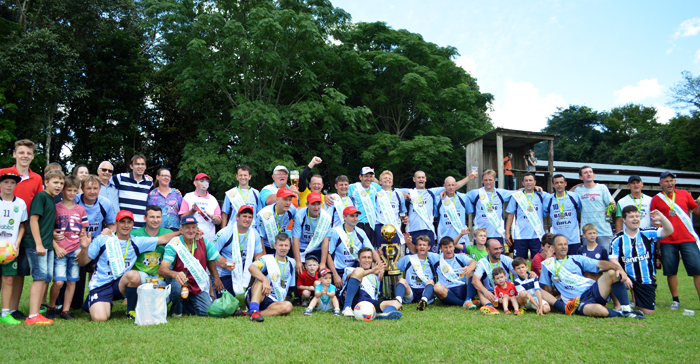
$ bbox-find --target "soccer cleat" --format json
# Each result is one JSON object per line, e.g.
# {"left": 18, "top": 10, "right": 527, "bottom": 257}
{"left": 126, "top": 311, "right": 136, "bottom": 320}
{"left": 669, "top": 301, "right": 680, "bottom": 310}
{"left": 45, "top": 307, "right": 58, "bottom": 320}
{"left": 630, "top": 301, "right": 636, "bottom": 308}
{"left": 519, "top": 308, "right": 525, "bottom": 315}
{"left": 0, "top": 315, "right": 22, "bottom": 325}
{"left": 622, "top": 310, "right": 645, "bottom": 320}
{"left": 462, "top": 300, "right": 476, "bottom": 310}
{"left": 304, "top": 308, "right": 313, "bottom": 316}
{"left": 301, "top": 299, "right": 309, "bottom": 307}
{"left": 472, "top": 299, "right": 480, "bottom": 306}
{"left": 60, "top": 311, "right": 76, "bottom": 321}
{"left": 342, "top": 307, "right": 354, "bottom": 317}
{"left": 417, "top": 300, "right": 427, "bottom": 311}
{"left": 10, "top": 310, "right": 27, "bottom": 321}
{"left": 171, "top": 313, "right": 183, "bottom": 318}
{"left": 480, "top": 305, "right": 500, "bottom": 315}
{"left": 334, "top": 309, "right": 341, "bottom": 316}
{"left": 25, "top": 314, "right": 53, "bottom": 325}
{"left": 232, "top": 310, "right": 247, "bottom": 317}
{"left": 376, "top": 311, "right": 402, "bottom": 320}
{"left": 250, "top": 311, "right": 264, "bottom": 322}
{"left": 40, "top": 304, "right": 48, "bottom": 315}
{"left": 565, "top": 297, "right": 580, "bottom": 315}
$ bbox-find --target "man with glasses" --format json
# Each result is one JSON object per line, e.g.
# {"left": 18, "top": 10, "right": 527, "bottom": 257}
{"left": 97, "top": 161, "right": 119, "bottom": 215}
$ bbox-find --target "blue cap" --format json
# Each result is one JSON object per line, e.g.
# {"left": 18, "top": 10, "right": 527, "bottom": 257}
{"left": 180, "top": 215, "right": 197, "bottom": 225}
{"left": 660, "top": 171, "right": 676, "bottom": 179}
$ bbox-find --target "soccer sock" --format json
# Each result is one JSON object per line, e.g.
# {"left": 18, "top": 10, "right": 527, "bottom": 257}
{"left": 611, "top": 281, "right": 629, "bottom": 306}
{"left": 395, "top": 284, "right": 405, "bottom": 303}
{"left": 553, "top": 300, "right": 567, "bottom": 313}
{"left": 249, "top": 302, "right": 260, "bottom": 312}
{"left": 607, "top": 308, "right": 623, "bottom": 317}
{"left": 1, "top": 309, "right": 8, "bottom": 317}
{"left": 465, "top": 277, "right": 476, "bottom": 301}
{"left": 343, "top": 277, "right": 361, "bottom": 309}
{"left": 28, "top": 314, "right": 37, "bottom": 319}
{"left": 125, "top": 287, "right": 138, "bottom": 313}
{"left": 672, "top": 296, "right": 679, "bottom": 303}
{"left": 423, "top": 283, "right": 434, "bottom": 300}
{"left": 442, "top": 290, "right": 463, "bottom": 306}
{"left": 383, "top": 305, "right": 397, "bottom": 313}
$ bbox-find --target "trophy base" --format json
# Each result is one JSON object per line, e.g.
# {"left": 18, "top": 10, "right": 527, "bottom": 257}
{"left": 381, "top": 274, "right": 401, "bottom": 301}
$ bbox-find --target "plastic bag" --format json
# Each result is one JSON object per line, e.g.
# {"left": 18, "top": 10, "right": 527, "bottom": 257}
{"left": 135, "top": 283, "right": 170, "bottom": 326}
{"left": 207, "top": 290, "right": 239, "bottom": 318}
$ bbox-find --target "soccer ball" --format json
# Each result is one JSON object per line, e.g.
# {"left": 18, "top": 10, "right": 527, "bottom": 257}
{"left": 353, "top": 301, "right": 376, "bottom": 321}
{"left": 0, "top": 240, "right": 18, "bottom": 265}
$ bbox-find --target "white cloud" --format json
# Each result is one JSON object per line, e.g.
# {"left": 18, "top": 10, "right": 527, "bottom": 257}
{"left": 454, "top": 56, "right": 476, "bottom": 75}
{"left": 613, "top": 78, "right": 663, "bottom": 105}
{"left": 488, "top": 81, "right": 566, "bottom": 132}
{"left": 654, "top": 104, "right": 676, "bottom": 124}
{"left": 673, "top": 18, "right": 700, "bottom": 38}
{"left": 695, "top": 49, "right": 700, "bottom": 64}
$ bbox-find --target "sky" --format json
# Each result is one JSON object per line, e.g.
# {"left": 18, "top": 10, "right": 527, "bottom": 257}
{"left": 331, "top": 0, "right": 700, "bottom": 132}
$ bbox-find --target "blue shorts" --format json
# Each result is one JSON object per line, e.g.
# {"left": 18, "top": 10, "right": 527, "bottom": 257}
{"left": 54, "top": 251, "right": 80, "bottom": 282}
{"left": 513, "top": 238, "right": 541, "bottom": 259}
{"left": 448, "top": 285, "right": 467, "bottom": 301}
{"left": 568, "top": 243, "right": 582, "bottom": 256}
{"left": 88, "top": 280, "right": 123, "bottom": 308}
{"left": 575, "top": 281, "right": 609, "bottom": 316}
{"left": 26, "top": 248, "right": 54, "bottom": 282}
{"left": 317, "top": 301, "right": 335, "bottom": 312}
{"left": 661, "top": 242, "right": 700, "bottom": 276}
{"left": 245, "top": 290, "right": 276, "bottom": 311}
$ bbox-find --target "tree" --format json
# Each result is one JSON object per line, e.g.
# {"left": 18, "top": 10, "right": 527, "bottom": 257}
{"left": 541, "top": 105, "right": 603, "bottom": 163}
{"left": 668, "top": 71, "right": 700, "bottom": 111}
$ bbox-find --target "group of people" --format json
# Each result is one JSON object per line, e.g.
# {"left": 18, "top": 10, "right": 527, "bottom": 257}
{"left": 1, "top": 138, "right": 699, "bottom": 325}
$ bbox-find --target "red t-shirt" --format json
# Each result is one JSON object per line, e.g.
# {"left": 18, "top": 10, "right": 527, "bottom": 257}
{"left": 650, "top": 189, "right": 698, "bottom": 244}
{"left": 0, "top": 165, "right": 43, "bottom": 215}
{"left": 494, "top": 281, "right": 517, "bottom": 298}
{"left": 297, "top": 270, "right": 318, "bottom": 295}
{"left": 531, "top": 252, "right": 545, "bottom": 277}
{"left": 503, "top": 157, "right": 513, "bottom": 176}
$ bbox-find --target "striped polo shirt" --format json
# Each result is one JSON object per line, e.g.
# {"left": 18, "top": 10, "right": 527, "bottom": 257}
{"left": 112, "top": 172, "right": 153, "bottom": 229}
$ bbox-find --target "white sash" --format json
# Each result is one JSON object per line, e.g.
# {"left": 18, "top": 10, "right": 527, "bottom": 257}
{"left": 410, "top": 189, "right": 435, "bottom": 234}
{"left": 259, "top": 205, "right": 281, "bottom": 244}
{"left": 334, "top": 226, "right": 358, "bottom": 261}
{"left": 656, "top": 192, "right": 700, "bottom": 247}
{"left": 409, "top": 254, "right": 430, "bottom": 284}
{"left": 512, "top": 191, "right": 545, "bottom": 240}
{"left": 225, "top": 187, "right": 247, "bottom": 221}
{"left": 376, "top": 190, "right": 405, "bottom": 245}
{"left": 478, "top": 187, "right": 505, "bottom": 236}
{"left": 442, "top": 195, "right": 464, "bottom": 233}
{"left": 230, "top": 229, "right": 256, "bottom": 295}
{"left": 439, "top": 254, "right": 464, "bottom": 286}
{"left": 360, "top": 274, "right": 378, "bottom": 299}
{"left": 167, "top": 237, "right": 210, "bottom": 293}
{"left": 542, "top": 257, "right": 592, "bottom": 288}
{"left": 104, "top": 232, "right": 126, "bottom": 279}
{"left": 262, "top": 255, "right": 287, "bottom": 301}
{"left": 327, "top": 193, "right": 350, "bottom": 224}
{"left": 354, "top": 182, "right": 376, "bottom": 227}
{"left": 302, "top": 209, "right": 333, "bottom": 261}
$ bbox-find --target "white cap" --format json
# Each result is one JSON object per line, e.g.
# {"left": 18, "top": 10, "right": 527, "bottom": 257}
{"left": 360, "top": 166, "right": 374, "bottom": 175}
{"left": 273, "top": 165, "right": 289, "bottom": 174}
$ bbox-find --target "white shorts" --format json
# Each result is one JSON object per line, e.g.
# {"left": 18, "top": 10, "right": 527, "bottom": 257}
{"left": 523, "top": 294, "right": 549, "bottom": 310}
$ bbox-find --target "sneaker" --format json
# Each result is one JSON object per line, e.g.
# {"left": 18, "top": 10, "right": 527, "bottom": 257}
{"left": 292, "top": 296, "right": 301, "bottom": 306}
{"left": 480, "top": 305, "right": 500, "bottom": 315}
{"left": 417, "top": 300, "right": 427, "bottom": 311}
{"left": 513, "top": 309, "right": 522, "bottom": 316}
{"left": 232, "top": 310, "right": 248, "bottom": 317}
{"left": 375, "top": 310, "right": 402, "bottom": 320}
{"left": 171, "top": 313, "right": 183, "bottom": 318}
{"left": 40, "top": 304, "right": 48, "bottom": 315}
{"left": 250, "top": 311, "right": 264, "bottom": 322}
{"left": 334, "top": 309, "right": 341, "bottom": 316}
{"left": 10, "top": 310, "right": 27, "bottom": 321}
{"left": 462, "top": 300, "right": 476, "bottom": 310}
{"left": 304, "top": 308, "right": 313, "bottom": 316}
{"left": 342, "top": 307, "right": 354, "bottom": 317}
{"left": 25, "top": 314, "right": 53, "bottom": 325}
{"left": 622, "top": 310, "right": 646, "bottom": 320}
{"left": 45, "top": 307, "right": 58, "bottom": 320}
{"left": 565, "top": 297, "right": 580, "bottom": 315}
{"left": 126, "top": 311, "right": 136, "bottom": 320}
{"left": 669, "top": 301, "right": 681, "bottom": 310}
{"left": 0, "top": 315, "right": 22, "bottom": 325}
{"left": 519, "top": 308, "right": 525, "bottom": 315}
{"left": 630, "top": 301, "right": 636, "bottom": 308}
{"left": 301, "top": 299, "right": 309, "bottom": 307}
{"left": 60, "top": 311, "right": 76, "bottom": 321}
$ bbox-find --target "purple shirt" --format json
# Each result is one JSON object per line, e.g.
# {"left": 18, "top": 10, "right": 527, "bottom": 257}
{"left": 147, "top": 188, "right": 183, "bottom": 229}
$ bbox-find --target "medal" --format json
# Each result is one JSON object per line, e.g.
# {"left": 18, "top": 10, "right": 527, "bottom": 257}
{"left": 527, "top": 206, "right": 534, "bottom": 212}
{"left": 670, "top": 210, "right": 676, "bottom": 217}
{"left": 639, "top": 211, "right": 646, "bottom": 218}
{"left": 487, "top": 207, "right": 493, "bottom": 213}
{"left": 553, "top": 274, "right": 561, "bottom": 282}
{"left": 416, "top": 278, "right": 422, "bottom": 284}
{"left": 281, "top": 279, "right": 286, "bottom": 287}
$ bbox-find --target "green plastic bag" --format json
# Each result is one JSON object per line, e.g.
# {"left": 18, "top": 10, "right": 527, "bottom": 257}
{"left": 207, "top": 290, "right": 239, "bottom": 318}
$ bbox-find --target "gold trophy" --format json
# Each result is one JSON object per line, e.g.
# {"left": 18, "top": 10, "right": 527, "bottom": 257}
{"left": 379, "top": 224, "right": 403, "bottom": 299}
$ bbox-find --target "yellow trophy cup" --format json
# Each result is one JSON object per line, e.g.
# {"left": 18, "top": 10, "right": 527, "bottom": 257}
{"left": 379, "top": 224, "right": 403, "bottom": 298}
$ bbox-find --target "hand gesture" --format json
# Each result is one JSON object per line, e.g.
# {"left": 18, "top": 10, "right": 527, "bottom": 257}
{"left": 176, "top": 272, "right": 188, "bottom": 286}
{"left": 308, "top": 156, "right": 323, "bottom": 168}
{"left": 80, "top": 232, "right": 92, "bottom": 249}
{"left": 649, "top": 209, "right": 662, "bottom": 223}
{"left": 214, "top": 278, "right": 224, "bottom": 292}
{"left": 53, "top": 229, "right": 65, "bottom": 241}
{"left": 288, "top": 185, "right": 299, "bottom": 194}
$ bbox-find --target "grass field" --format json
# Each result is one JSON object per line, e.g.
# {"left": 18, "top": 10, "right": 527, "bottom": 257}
{"left": 2, "top": 267, "right": 700, "bottom": 364}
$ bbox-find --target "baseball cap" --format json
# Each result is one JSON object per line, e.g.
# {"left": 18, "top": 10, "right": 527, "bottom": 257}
{"left": 237, "top": 205, "right": 254, "bottom": 215}
{"left": 0, "top": 173, "right": 21, "bottom": 183}
{"left": 660, "top": 171, "right": 676, "bottom": 179}
{"left": 194, "top": 173, "right": 210, "bottom": 181}
{"left": 180, "top": 215, "right": 197, "bottom": 225}
{"left": 318, "top": 268, "right": 332, "bottom": 277}
{"left": 276, "top": 188, "right": 295, "bottom": 198}
{"left": 307, "top": 192, "right": 322, "bottom": 204}
{"left": 343, "top": 206, "right": 362, "bottom": 215}
{"left": 116, "top": 210, "right": 134, "bottom": 222}
{"left": 628, "top": 175, "right": 642, "bottom": 183}
{"left": 273, "top": 165, "right": 289, "bottom": 174}
{"left": 360, "top": 166, "right": 374, "bottom": 175}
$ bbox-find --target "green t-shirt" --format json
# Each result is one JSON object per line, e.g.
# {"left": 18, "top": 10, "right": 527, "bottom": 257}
{"left": 22, "top": 191, "right": 57, "bottom": 250}
{"left": 465, "top": 245, "right": 488, "bottom": 262}
{"left": 131, "top": 226, "right": 171, "bottom": 277}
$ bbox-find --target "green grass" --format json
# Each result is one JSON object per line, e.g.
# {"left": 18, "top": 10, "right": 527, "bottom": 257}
{"left": 3, "top": 268, "right": 700, "bottom": 364}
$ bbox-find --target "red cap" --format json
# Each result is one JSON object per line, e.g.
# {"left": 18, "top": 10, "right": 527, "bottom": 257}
{"left": 237, "top": 205, "right": 254, "bottom": 215}
{"left": 194, "top": 173, "right": 210, "bottom": 181}
{"left": 318, "top": 268, "right": 332, "bottom": 277}
{"left": 307, "top": 192, "right": 322, "bottom": 204}
{"left": 343, "top": 206, "right": 361, "bottom": 216}
{"left": 116, "top": 210, "right": 134, "bottom": 221}
{"left": 276, "top": 188, "right": 295, "bottom": 198}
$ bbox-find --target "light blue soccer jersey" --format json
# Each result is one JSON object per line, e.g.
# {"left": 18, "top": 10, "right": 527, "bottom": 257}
{"left": 221, "top": 186, "right": 261, "bottom": 227}
{"left": 252, "top": 255, "right": 296, "bottom": 302}
{"left": 75, "top": 194, "right": 116, "bottom": 240}
{"left": 505, "top": 191, "right": 546, "bottom": 240}
{"left": 88, "top": 234, "right": 158, "bottom": 290}
{"left": 292, "top": 207, "right": 331, "bottom": 254}
{"left": 609, "top": 228, "right": 660, "bottom": 285}
{"left": 474, "top": 255, "right": 515, "bottom": 292}
{"left": 342, "top": 267, "right": 380, "bottom": 301}
{"left": 213, "top": 224, "right": 262, "bottom": 278}
{"left": 466, "top": 188, "right": 513, "bottom": 238}
{"left": 435, "top": 192, "right": 472, "bottom": 244}
{"left": 401, "top": 187, "right": 445, "bottom": 232}
{"left": 255, "top": 203, "right": 297, "bottom": 249}
{"left": 325, "top": 195, "right": 354, "bottom": 228}
{"left": 539, "top": 255, "right": 600, "bottom": 301}
{"left": 432, "top": 254, "right": 473, "bottom": 289}
{"left": 396, "top": 252, "right": 439, "bottom": 289}
{"left": 543, "top": 192, "right": 582, "bottom": 244}
{"left": 327, "top": 226, "right": 373, "bottom": 271}
{"left": 374, "top": 189, "right": 407, "bottom": 226}
{"left": 348, "top": 182, "right": 381, "bottom": 224}
{"left": 573, "top": 184, "right": 613, "bottom": 236}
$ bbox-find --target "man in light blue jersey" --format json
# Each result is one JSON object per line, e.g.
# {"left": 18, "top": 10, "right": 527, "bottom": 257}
{"left": 221, "top": 165, "right": 261, "bottom": 228}
{"left": 505, "top": 173, "right": 546, "bottom": 259}
{"left": 432, "top": 237, "right": 476, "bottom": 308}
{"left": 435, "top": 176, "right": 473, "bottom": 251}
{"left": 97, "top": 161, "right": 119, "bottom": 215}
{"left": 325, "top": 175, "right": 354, "bottom": 228}
{"left": 111, "top": 154, "right": 153, "bottom": 229}
{"left": 247, "top": 233, "right": 296, "bottom": 322}
{"left": 543, "top": 174, "right": 582, "bottom": 254}
{"left": 374, "top": 170, "right": 408, "bottom": 249}
{"left": 347, "top": 167, "right": 382, "bottom": 245}
{"left": 256, "top": 188, "right": 297, "bottom": 255}
{"left": 395, "top": 235, "right": 439, "bottom": 311}
{"left": 540, "top": 234, "right": 643, "bottom": 319}
{"left": 472, "top": 239, "right": 519, "bottom": 314}
{"left": 466, "top": 169, "right": 514, "bottom": 247}
{"left": 572, "top": 166, "right": 616, "bottom": 251}
{"left": 77, "top": 210, "right": 180, "bottom": 321}
{"left": 322, "top": 206, "right": 381, "bottom": 289}
{"left": 292, "top": 192, "right": 333, "bottom": 275}
{"left": 260, "top": 165, "right": 299, "bottom": 206}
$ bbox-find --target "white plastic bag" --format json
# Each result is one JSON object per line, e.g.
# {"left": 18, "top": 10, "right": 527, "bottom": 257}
{"left": 134, "top": 283, "right": 170, "bottom": 326}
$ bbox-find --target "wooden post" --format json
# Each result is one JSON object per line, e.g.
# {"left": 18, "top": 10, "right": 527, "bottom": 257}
{"left": 497, "top": 133, "right": 504, "bottom": 189}
{"left": 547, "top": 139, "right": 554, "bottom": 193}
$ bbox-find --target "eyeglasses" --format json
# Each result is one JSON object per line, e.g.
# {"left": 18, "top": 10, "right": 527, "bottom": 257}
{"left": 100, "top": 168, "right": 113, "bottom": 173}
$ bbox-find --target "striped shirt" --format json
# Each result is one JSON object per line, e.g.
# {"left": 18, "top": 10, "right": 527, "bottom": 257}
{"left": 609, "top": 228, "right": 661, "bottom": 285}
{"left": 514, "top": 274, "right": 541, "bottom": 295}
{"left": 111, "top": 172, "right": 153, "bottom": 229}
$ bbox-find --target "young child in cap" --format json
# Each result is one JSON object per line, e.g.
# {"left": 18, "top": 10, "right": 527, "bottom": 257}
{"left": 304, "top": 268, "right": 340, "bottom": 316}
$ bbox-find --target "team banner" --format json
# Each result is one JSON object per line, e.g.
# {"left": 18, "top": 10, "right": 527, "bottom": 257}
{"left": 104, "top": 232, "right": 126, "bottom": 279}
{"left": 168, "top": 237, "right": 210, "bottom": 293}
{"left": 478, "top": 188, "right": 505, "bottom": 236}
{"left": 439, "top": 254, "right": 464, "bottom": 286}
{"left": 541, "top": 257, "right": 592, "bottom": 291}
{"left": 334, "top": 226, "right": 358, "bottom": 261}
{"left": 262, "top": 255, "right": 287, "bottom": 301}
{"left": 230, "top": 230, "right": 256, "bottom": 295}
{"left": 225, "top": 188, "right": 247, "bottom": 221}
{"left": 301, "top": 209, "right": 332, "bottom": 262}
{"left": 409, "top": 254, "right": 430, "bottom": 286}
{"left": 442, "top": 196, "right": 464, "bottom": 233}
{"left": 410, "top": 189, "right": 435, "bottom": 233}
{"left": 259, "top": 205, "right": 281, "bottom": 244}
{"left": 355, "top": 183, "right": 377, "bottom": 227}
{"left": 376, "top": 190, "right": 405, "bottom": 245}
{"left": 656, "top": 192, "right": 700, "bottom": 248}
{"left": 512, "top": 191, "right": 545, "bottom": 240}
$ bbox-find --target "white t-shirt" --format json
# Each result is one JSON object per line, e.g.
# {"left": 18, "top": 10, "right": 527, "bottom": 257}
{"left": 0, "top": 197, "right": 28, "bottom": 246}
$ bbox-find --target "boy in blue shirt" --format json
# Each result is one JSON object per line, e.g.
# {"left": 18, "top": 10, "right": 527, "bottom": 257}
{"left": 304, "top": 268, "right": 340, "bottom": 316}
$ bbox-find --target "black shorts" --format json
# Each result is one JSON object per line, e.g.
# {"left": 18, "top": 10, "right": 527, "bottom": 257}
{"left": 357, "top": 222, "right": 376, "bottom": 245}
{"left": 632, "top": 281, "right": 657, "bottom": 311}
